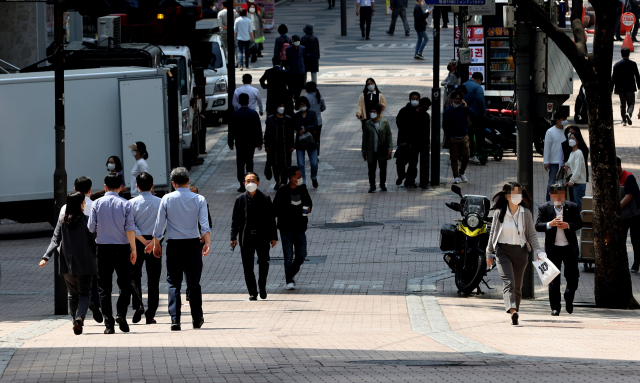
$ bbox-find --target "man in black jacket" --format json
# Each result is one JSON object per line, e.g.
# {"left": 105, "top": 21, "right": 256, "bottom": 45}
{"left": 386, "top": 0, "right": 410, "bottom": 36}
{"left": 395, "top": 92, "right": 420, "bottom": 188}
{"left": 260, "top": 57, "right": 290, "bottom": 115}
{"left": 273, "top": 166, "right": 313, "bottom": 290}
{"left": 535, "top": 182, "right": 583, "bottom": 316}
{"left": 231, "top": 172, "right": 278, "bottom": 300}
{"left": 229, "top": 93, "right": 263, "bottom": 192}
{"left": 611, "top": 47, "right": 640, "bottom": 126}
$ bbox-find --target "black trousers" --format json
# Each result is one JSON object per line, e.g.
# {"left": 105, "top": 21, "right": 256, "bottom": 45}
{"left": 419, "top": 147, "right": 430, "bottom": 187}
{"left": 438, "top": 6, "right": 450, "bottom": 26}
{"left": 360, "top": 6, "right": 372, "bottom": 38}
{"left": 236, "top": 148, "right": 255, "bottom": 185}
{"left": 547, "top": 245, "right": 579, "bottom": 312}
{"left": 131, "top": 236, "right": 162, "bottom": 319}
{"left": 623, "top": 217, "right": 640, "bottom": 269}
{"left": 327, "top": 0, "right": 335, "bottom": 7}
{"left": 271, "top": 151, "right": 292, "bottom": 186}
{"left": 240, "top": 236, "right": 270, "bottom": 296}
{"left": 290, "top": 73, "right": 306, "bottom": 99}
{"left": 166, "top": 238, "right": 203, "bottom": 322}
{"left": 97, "top": 244, "right": 132, "bottom": 326}
{"left": 396, "top": 146, "right": 419, "bottom": 186}
{"left": 64, "top": 274, "right": 93, "bottom": 321}
{"left": 368, "top": 158, "right": 387, "bottom": 188}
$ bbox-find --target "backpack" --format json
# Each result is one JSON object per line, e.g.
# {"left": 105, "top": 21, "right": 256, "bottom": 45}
{"left": 279, "top": 37, "right": 290, "bottom": 61}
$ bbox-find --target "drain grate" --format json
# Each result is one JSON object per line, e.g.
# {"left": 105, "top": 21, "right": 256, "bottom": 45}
{"left": 410, "top": 247, "right": 441, "bottom": 253}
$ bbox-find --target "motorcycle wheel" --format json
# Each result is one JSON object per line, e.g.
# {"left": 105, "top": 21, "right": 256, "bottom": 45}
{"left": 455, "top": 250, "right": 486, "bottom": 294}
{"left": 493, "top": 147, "right": 504, "bottom": 161}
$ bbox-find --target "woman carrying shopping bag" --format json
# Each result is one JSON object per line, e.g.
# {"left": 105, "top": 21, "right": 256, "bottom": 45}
{"left": 486, "top": 182, "right": 543, "bottom": 325}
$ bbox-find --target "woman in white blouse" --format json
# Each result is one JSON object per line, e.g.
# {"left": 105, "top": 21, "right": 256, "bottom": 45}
{"left": 486, "top": 182, "right": 542, "bottom": 325}
{"left": 563, "top": 132, "right": 587, "bottom": 211}
{"left": 128, "top": 141, "right": 149, "bottom": 197}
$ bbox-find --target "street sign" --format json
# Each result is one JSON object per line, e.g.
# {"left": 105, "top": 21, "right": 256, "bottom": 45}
{"left": 469, "top": 0, "right": 495, "bottom": 15}
{"left": 423, "top": 0, "right": 486, "bottom": 5}
{"left": 621, "top": 12, "right": 636, "bottom": 33}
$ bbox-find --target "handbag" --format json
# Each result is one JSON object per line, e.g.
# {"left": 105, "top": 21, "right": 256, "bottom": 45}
{"left": 297, "top": 131, "right": 316, "bottom": 150}
{"left": 532, "top": 254, "right": 560, "bottom": 286}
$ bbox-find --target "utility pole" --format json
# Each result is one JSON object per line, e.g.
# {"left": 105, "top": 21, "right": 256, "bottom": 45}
{"left": 514, "top": 15, "right": 535, "bottom": 299}
{"left": 430, "top": 7, "right": 441, "bottom": 187}
{"left": 52, "top": 0, "right": 68, "bottom": 315}
{"left": 227, "top": 2, "right": 236, "bottom": 145}
{"left": 341, "top": 0, "right": 347, "bottom": 36}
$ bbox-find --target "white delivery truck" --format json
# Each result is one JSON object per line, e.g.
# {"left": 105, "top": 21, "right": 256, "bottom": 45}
{"left": 0, "top": 66, "right": 183, "bottom": 225}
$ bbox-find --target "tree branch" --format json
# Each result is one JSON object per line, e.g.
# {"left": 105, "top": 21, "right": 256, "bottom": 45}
{"left": 570, "top": 0, "right": 588, "bottom": 56}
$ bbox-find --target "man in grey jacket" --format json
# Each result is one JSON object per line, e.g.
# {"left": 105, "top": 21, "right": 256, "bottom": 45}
{"left": 386, "top": 0, "right": 410, "bottom": 36}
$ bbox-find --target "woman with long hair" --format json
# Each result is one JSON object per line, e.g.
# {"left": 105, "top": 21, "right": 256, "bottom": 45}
{"left": 304, "top": 81, "right": 326, "bottom": 158}
{"left": 356, "top": 78, "right": 387, "bottom": 132}
{"left": 486, "top": 182, "right": 542, "bottom": 325}
{"left": 40, "top": 192, "right": 97, "bottom": 335}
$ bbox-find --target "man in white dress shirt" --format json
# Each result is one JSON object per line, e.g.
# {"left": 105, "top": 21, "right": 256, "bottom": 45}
{"left": 232, "top": 74, "right": 264, "bottom": 115}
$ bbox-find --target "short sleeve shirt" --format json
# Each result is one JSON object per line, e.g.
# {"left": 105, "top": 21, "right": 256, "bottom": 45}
{"left": 357, "top": 0, "right": 375, "bottom": 6}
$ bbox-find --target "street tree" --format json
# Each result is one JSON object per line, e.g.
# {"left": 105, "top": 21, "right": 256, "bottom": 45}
{"left": 517, "top": 0, "right": 638, "bottom": 309}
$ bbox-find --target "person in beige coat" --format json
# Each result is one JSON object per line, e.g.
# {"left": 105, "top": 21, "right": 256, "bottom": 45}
{"left": 356, "top": 78, "right": 387, "bottom": 131}
{"left": 485, "top": 181, "right": 542, "bottom": 326}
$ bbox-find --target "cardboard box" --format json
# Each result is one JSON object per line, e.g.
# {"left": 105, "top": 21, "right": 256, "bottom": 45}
{"left": 581, "top": 211, "right": 593, "bottom": 223}
{"left": 582, "top": 196, "right": 593, "bottom": 211}
{"left": 580, "top": 228, "right": 594, "bottom": 242}
{"left": 580, "top": 241, "right": 595, "bottom": 261}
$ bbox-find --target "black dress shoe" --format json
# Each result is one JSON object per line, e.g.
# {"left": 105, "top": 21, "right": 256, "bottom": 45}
{"left": 88, "top": 302, "right": 103, "bottom": 323}
{"left": 564, "top": 293, "right": 574, "bottom": 314}
{"left": 260, "top": 289, "right": 267, "bottom": 300}
{"left": 442, "top": 24, "right": 448, "bottom": 29}
{"left": 193, "top": 318, "right": 204, "bottom": 329}
{"left": 115, "top": 316, "right": 130, "bottom": 332}
{"left": 368, "top": 188, "right": 376, "bottom": 193}
{"left": 380, "top": 185, "right": 387, "bottom": 192}
{"left": 73, "top": 318, "right": 83, "bottom": 335}
{"left": 366, "top": 37, "right": 370, "bottom": 40}
{"left": 171, "top": 320, "right": 181, "bottom": 331}
{"left": 396, "top": 177, "right": 404, "bottom": 186}
{"left": 405, "top": 32, "right": 410, "bottom": 36}
{"left": 249, "top": 295, "right": 258, "bottom": 301}
{"left": 385, "top": 30, "right": 394, "bottom": 36}
{"left": 104, "top": 327, "right": 115, "bottom": 334}
{"left": 510, "top": 312, "right": 519, "bottom": 325}
{"left": 312, "top": 179, "right": 318, "bottom": 188}
{"left": 146, "top": 317, "right": 157, "bottom": 324}
{"left": 551, "top": 310, "right": 560, "bottom": 316}
{"left": 132, "top": 307, "right": 145, "bottom": 324}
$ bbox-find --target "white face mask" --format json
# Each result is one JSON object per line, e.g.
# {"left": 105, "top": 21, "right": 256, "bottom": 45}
{"left": 107, "top": 163, "right": 116, "bottom": 171}
{"left": 245, "top": 182, "right": 258, "bottom": 193}
{"left": 568, "top": 139, "right": 577, "bottom": 147}
{"left": 561, "top": 120, "right": 568, "bottom": 126}
{"left": 509, "top": 194, "right": 522, "bottom": 205}
{"left": 410, "top": 100, "right": 419, "bottom": 107}
{"left": 553, "top": 199, "right": 563, "bottom": 207}
{"left": 300, "top": 106, "right": 307, "bottom": 112}
{"left": 370, "top": 112, "right": 377, "bottom": 119}
{"left": 451, "top": 102, "right": 460, "bottom": 108}
{"left": 295, "top": 177, "right": 303, "bottom": 186}
{"left": 293, "top": 41, "right": 300, "bottom": 46}
{"left": 131, "top": 149, "right": 137, "bottom": 157}
{"left": 367, "top": 84, "right": 375, "bottom": 91}
{"left": 277, "top": 107, "right": 285, "bottom": 114}
{"left": 249, "top": 8, "right": 256, "bottom": 13}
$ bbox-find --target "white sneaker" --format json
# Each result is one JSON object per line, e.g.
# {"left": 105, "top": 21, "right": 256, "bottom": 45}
{"left": 285, "top": 283, "right": 295, "bottom": 290}
{"left": 469, "top": 156, "right": 480, "bottom": 164}
{"left": 454, "top": 177, "right": 461, "bottom": 184}
{"left": 460, "top": 174, "right": 468, "bottom": 183}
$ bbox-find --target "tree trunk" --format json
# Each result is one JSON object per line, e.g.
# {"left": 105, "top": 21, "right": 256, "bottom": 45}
{"left": 518, "top": 0, "right": 638, "bottom": 308}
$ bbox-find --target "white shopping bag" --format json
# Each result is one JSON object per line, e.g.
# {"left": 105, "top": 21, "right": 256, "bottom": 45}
{"left": 532, "top": 255, "right": 560, "bottom": 286}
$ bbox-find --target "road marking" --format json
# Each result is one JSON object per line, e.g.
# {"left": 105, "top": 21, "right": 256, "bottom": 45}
{"left": 406, "top": 269, "right": 453, "bottom": 292}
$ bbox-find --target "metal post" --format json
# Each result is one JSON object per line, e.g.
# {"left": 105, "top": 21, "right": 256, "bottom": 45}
{"left": 431, "top": 7, "right": 441, "bottom": 186}
{"left": 53, "top": 1, "right": 68, "bottom": 315}
{"left": 227, "top": 3, "right": 236, "bottom": 137}
{"left": 458, "top": 7, "right": 469, "bottom": 81}
{"left": 341, "top": 0, "right": 347, "bottom": 36}
{"left": 515, "top": 18, "right": 535, "bottom": 299}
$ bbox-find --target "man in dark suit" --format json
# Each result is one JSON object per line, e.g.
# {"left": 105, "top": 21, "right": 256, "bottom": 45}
{"left": 229, "top": 93, "right": 263, "bottom": 193}
{"left": 230, "top": 172, "right": 278, "bottom": 301}
{"left": 286, "top": 35, "right": 306, "bottom": 99}
{"left": 535, "top": 182, "right": 583, "bottom": 316}
{"left": 260, "top": 57, "right": 290, "bottom": 116}
{"left": 611, "top": 47, "right": 640, "bottom": 126}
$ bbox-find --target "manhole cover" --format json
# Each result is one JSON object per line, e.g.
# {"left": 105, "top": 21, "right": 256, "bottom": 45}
{"left": 410, "top": 247, "right": 441, "bottom": 253}
{"left": 522, "top": 320, "right": 582, "bottom": 323}
{"left": 378, "top": 220, "right": 424, "bottom": 225}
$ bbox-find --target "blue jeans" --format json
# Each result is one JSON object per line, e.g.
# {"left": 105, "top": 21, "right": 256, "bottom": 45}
{"left": 546, "top": 163, "right": 559, "bottom": 202}
{"left": 571, "top": 183, "right": 587, "bottom": 211}
{"left": 238, "top": 39, "right": 250, "bottom": 68}
{"left": 280, "top": 231, "right": 307, "bottom": 284}
{"left": 296, "top": 148, "right": 318, "bottom": 184}
{"left": 415, "top": 30, "right": 429, "bottom": 55}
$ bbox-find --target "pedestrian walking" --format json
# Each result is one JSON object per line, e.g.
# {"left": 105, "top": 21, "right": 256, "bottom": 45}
{"left": 234, "top": 8, "right": 254, "bottom": 70}
{"left": 230, "top": 93, "right": 264, "bottom": 192}
{"left": 463, "top": 72, "right": 487, "bottom": 163}
{"left": 630, "top": 0, "right": 640, "bottom": 43}
{"left": 186, "top": 183, "right": 213, "bottom": 302}
{"left": 260, "top": 57, "right": 290, "bottom": 116}
{"left": 412, "top": 0, "right": 429, "bottom": 60}
{"left": 356, "top": 78, "right": 387, "bottom": 132}
{"left": 356, "top": 0, "right": 375, "bottom": 40}
{"left": 441, "top": 60, "right": 461, "bottom": 95}
{"left": 293, "top": 96, "right": 319, "bottom": 188}
{"left": 543, "top": 111, "right": 568, "bottom": 202}
{"left": 230, "top": 172, "right": 278, "bottom": 301}
{"left": 202, "top": 0, "right": 218, "bottom": 18}
{"left": 611, "top": 47, "right": 640, "bottom": 126}
{"left": 218, "top": 2, "right": 238, "bottom": 59}
{"left": 442, "top": 90, "right": 470, "bottom": 184}
{"left": 274, "top": 24, "right": 293, "bottom": 70}
{"left": 304, "top": 82, "right": 326, "bottom": 157}
{"left": 247, "top": 3, "right": 265, "bottom": 58}
{"left": 486, "top": 182, "right": 542, "bottom": 326}
{"left": 273, "top": 166, "right": 313, "bottom": 290}
{"left": 145, "top": 167, "right": 211, "bottom": 331}
{"left": 386, "top": 0, "right": 410, "bottom": 36}
{"left": 301, "top": 25, "right": 320, "bottom": 84}
{"left": 128, "top": 141, "right": 148, "bottom": 197}
{"left": 41, "top": 192, "right": 98, "bottom": 335}
{"left": 563, "top": 132, "right": 588, "bottom": 211}
{"left": 535, "top": 182, "right": 583, "bottom": 316}
{"left": 395, "top": 91, "right": 420, "bottom": 188}
{"left": 615, "top": 0, "right": 624, "bottom": 41}
{"left": 362, "top": 104, "right": 393, "bottom": 193}
{"left": 265, "top": 101, "right": 296, "bottom": 189}
{"left": 286, "top": 35, "right": 306, "bottom": 99}
{"left": 436, "top": 6, "right": 449, "bottom": 28}
{"left": 327, "top": 0, "right": 335, "bottom": 9}
{"left": 559, "top": 126, "right": 589, "bottom": 183}
{"left": 128, "top": 172, "right": 162, "bottom": 325}
{"left": 416, "top": 97, "right": 432, "bottom": 190}
{"left": 87, "top": 173, "right": 137, "bottom": 334}
{"left": 232, "top": 74, "right": 264, "bottom": 114}
{"left": 618, "top": 157, "right": 640, "bottom": 272}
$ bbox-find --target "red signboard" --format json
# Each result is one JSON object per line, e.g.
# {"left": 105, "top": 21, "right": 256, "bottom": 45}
{"left": 621, "top": 12, "right": 636, "bottom": 34}
{"left": 455, "top": 27, "right": 485, "bottom": 45}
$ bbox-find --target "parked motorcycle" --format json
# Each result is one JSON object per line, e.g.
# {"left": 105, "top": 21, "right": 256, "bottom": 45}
{"left": 440, "top": 185, "right": 494, "bottom": 295}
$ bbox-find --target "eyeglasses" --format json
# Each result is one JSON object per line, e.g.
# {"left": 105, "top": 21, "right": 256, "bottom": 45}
{"left": 452, "top": 97, "right": 462, "bottom": 101}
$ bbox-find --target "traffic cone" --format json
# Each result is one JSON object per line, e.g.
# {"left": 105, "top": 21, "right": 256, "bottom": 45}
{"left": 623, "top": 32, "right": 635, "bottom": 52}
